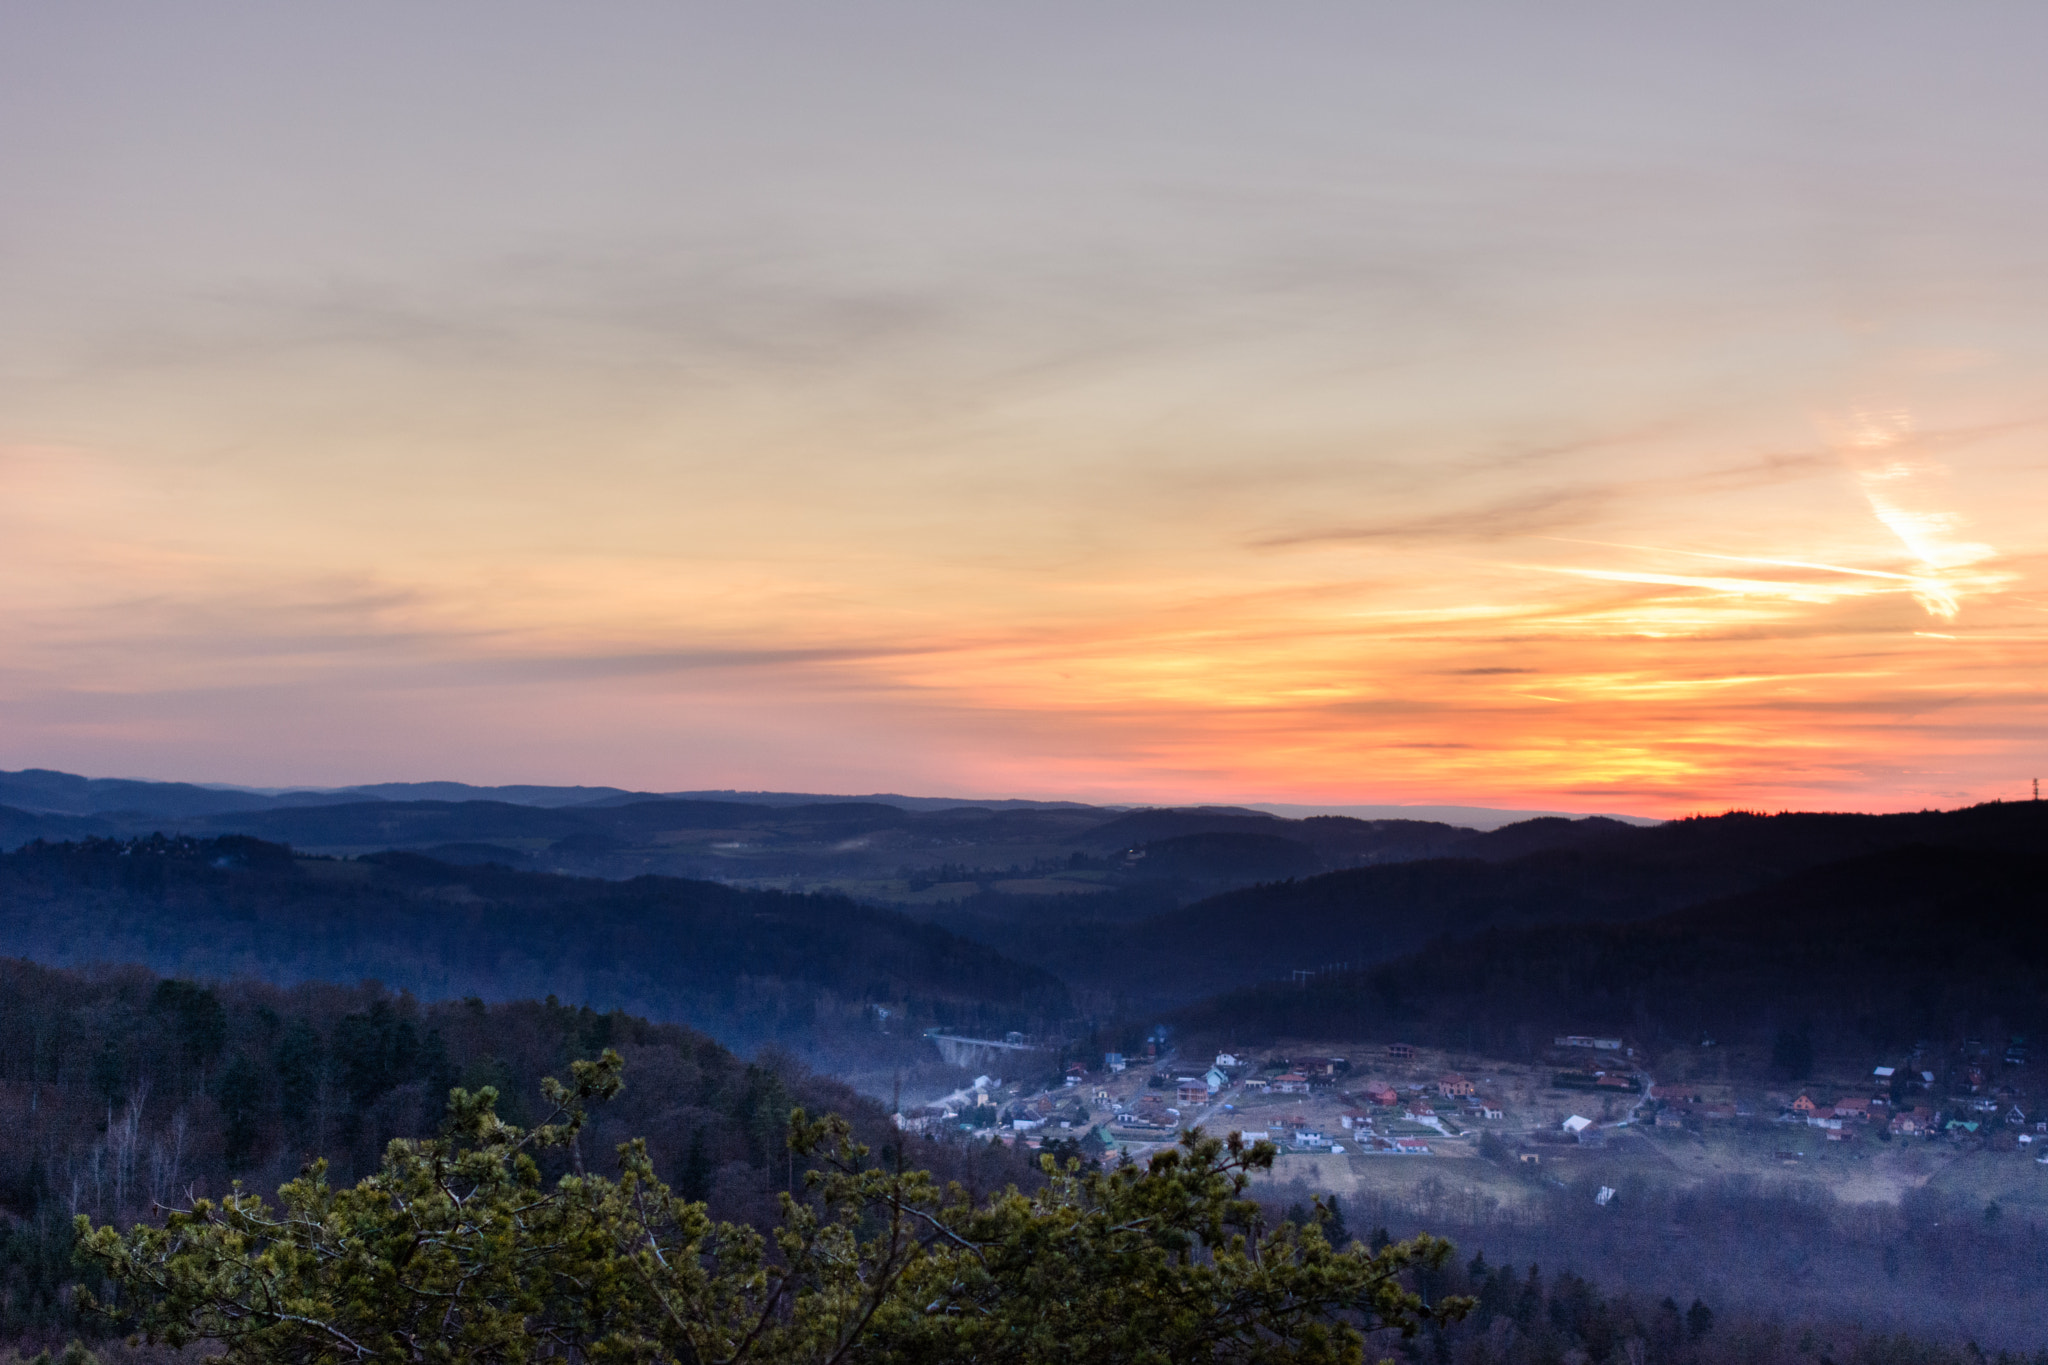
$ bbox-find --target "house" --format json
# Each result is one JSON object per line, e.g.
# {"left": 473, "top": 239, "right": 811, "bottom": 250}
{"left": 1650, "top": 1085, "right": 1704, "bottom": 1105}
{"left": 1655, "top": 1109, "right": 1685, "bottom": 1128}
{"left": 1214, "top": 1053, "right": 1240, "bottom": 1069}
{"left": 1891, "top": 1107, "right": 1934, "bottom": 1136}
{"left": 1465, "top": 1102, "right": 1504, "bottom": 1120}
{"left": 1562, "top": 1115, "right": 1593, "bottom": 1134}
{"left": 1555, "top": 1035, "right": 1625, "bottom": 1051}
{"left": 1391, "top": 1137, "right": 1431, "bottom": 1154}
{"left": 1791, "top": 1094, "right": 1818, "bottom": 1115}
{"left": 1272, "top": 1072, "right": 1310, "bottom": 1095}
{"left": 1386, "top": 1043, "right": 1416, "bottom": 1061}
{"left": 1103, "top": 1052, "right": 1126, "bottom": 1073}
{"left": 2006, "top": 1106, "right": 2028, "bottom": 1127}
{"left": 1363, "top": 1083, "right": 1399, "bottom": 1107}
{"left": 1204, "top": 1067, "right": 1229, "bottom": 1093}
{"left": 1437, "top": 1073, "right": 1476, "bottom": 1098}
{"left": 1176, "top": 1079, "right": 1209, "bottom": 1107}
{"left": 1294, "top": 1056, "right": 1339, "bottom": 1076}
{"left": 1404, "top": 1100, "right": 1436, "bottom": 1120}
{"left": 1831, "top": 1098, "right": 1870, "bottom": 1121}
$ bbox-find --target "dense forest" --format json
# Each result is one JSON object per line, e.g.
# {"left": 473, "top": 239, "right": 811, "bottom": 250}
{"left": 917, "top": 801, "right": 2048, "bottom": 1013}
{"left": 0, "top": 836, "right": 1069, "bottom": 1063}
{"left": 0, "top": 958, "right": 1040, "bottom": 1344}
{"left": 1170, "top": 843, "right": 2048, "bottom": 1058}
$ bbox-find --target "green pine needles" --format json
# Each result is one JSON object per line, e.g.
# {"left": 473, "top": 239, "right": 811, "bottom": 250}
{"left": 76, "top": 1051, "right": 1468, "bottom": 1365}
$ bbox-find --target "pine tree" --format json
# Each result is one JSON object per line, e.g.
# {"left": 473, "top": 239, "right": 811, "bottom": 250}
{"left": 78, "top": 1053, "right": 1473, "bottom": 1365}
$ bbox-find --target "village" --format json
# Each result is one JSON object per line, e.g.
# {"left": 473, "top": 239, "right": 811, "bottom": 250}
{"left": 895, "top": 1030, "right": 2048, "bottom": 1210}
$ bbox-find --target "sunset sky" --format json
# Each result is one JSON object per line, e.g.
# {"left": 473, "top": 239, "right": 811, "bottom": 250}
{"left": 4, "top": 4, "right": 2046, "bottom": 814}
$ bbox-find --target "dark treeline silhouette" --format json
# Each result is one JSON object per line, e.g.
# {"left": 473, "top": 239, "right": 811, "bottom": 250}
{"left": 0, "top": 773, "right": 1496, "bottom": 893}
{"left": 1172, "top": 844, "right": 2048, "bottom": 1057}
{"left": 0, "top": 835, "right": 1071, "bottom": 1060}
{"left": 906, "top": 802, "right": 2048, "bottom": 1011}
{"left": 0, "top": 957, "right": 1041, "bottom": 1344}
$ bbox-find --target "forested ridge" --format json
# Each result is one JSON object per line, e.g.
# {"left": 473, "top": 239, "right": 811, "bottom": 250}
{"left": 0, "top": 835, "right": 1070, "bottom": 1057}
{"left": 1172, "top": 844, "right": 2048, "bottom": 1056}
{"left": 938, "top": 801, "right": 2048, "bottom": 1010}
{"left": 0, "top": 958, "right": 1039, "bottom": 1344}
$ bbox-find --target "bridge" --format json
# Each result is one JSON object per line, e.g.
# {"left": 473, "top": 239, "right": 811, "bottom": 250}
{"left": 926, "top": 1032, "right": 1046, "bottom": 1069}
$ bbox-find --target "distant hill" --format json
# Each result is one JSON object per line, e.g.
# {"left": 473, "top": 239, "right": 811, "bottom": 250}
{"left": 1125, "top": 831, "right": 1322, "bottom": 884}
{"left": 0, "top": 768, "right": 1103, "bottom": 819}
{"left": 1170, "top": 841, "right": 2048, "bottom": 1060}
{"left": 0, "top": 835, "right": 1069, "bottom": 1061}
{"left": 981, "top": 801, "right": 2048, "bottom": 1011}
{"left": 0, "top": 769, "right": 357, "bottom": 818}
{"left": 0, "top": 771, "right": 1510, "bottom": 899}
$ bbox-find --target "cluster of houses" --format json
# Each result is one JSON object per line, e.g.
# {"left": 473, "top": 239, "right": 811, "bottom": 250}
{"left": 1769, "top": 1056, "right": 2043, "bottom": 1143}
{"left": 1640, "top": 1051, "right": 2046, "bottom": 1150}
{"left": 1299, "top": 1069, "right": 1514, "bottom": 1156}
{"left": 1238, "top": 1054, "right": 1345, "bottom": 1096}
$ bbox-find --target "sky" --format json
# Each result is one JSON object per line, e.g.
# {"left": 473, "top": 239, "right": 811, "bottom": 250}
{"left": 3, "top": 4, "right": 2046, "bottom": 815}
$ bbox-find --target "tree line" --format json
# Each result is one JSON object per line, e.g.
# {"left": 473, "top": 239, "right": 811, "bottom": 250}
{"left": 0, "top": 957, "right": 1041, "bottom": 1344}
{"left": 1172, "top": 845, "right": 2048, "bottom": 1066}
{"left": 0, "top": 835, "right": 1074, "bottom": 1062}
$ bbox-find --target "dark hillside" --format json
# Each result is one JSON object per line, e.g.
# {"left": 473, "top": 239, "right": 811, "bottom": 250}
{"left": 1074, "top": 807, "right": 1290, "bottom": 850}
{"left": 1097, "top": 852, "right": 1695, "bottom": 1005}
{"left": 1055, "top": 801, "right": 2048, "bottom": 1009}
{"left": 0, "top": 959, "right": 1040, "bottom": 1341}
{"left": 0, "top": 836, "right": 1069, "bottom": 1060}
{"left": 1454, "top": 814, "right": 1642, "bottom": 860}
{"left": 1172, "top": 843, "right": 2048, "bottom": 1057}
{"left": 1127, "top": 831, "right": 1321, "bottom": 883}
{"left": 1463, "top": 801, "right": 2048, "bottom": 872}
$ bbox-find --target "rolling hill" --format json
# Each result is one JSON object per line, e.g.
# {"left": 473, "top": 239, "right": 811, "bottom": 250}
{"left": 1170, "top": 839, "right": 2048, "bottom": 1059}
{"left": 0, "top": 834, "right": 1069, "bottom": 1063}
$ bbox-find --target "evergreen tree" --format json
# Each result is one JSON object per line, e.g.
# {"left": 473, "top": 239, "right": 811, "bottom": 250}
{"left": 78, "top": 1053, "right": 1472, "bottom": 1365}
